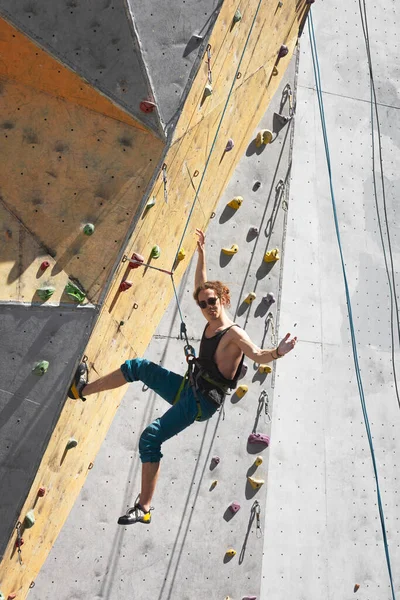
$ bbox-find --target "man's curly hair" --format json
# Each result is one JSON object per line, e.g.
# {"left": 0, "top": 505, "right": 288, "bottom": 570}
{"left": 193, "top": 281, "right": 231, "bottom": 308}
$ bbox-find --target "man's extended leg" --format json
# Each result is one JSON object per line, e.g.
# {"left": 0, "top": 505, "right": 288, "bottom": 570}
{"left": 139, "top": 462, "right": 161, "bottom": 512}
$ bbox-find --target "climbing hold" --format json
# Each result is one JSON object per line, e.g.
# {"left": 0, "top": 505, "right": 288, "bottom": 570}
{"left": 221, "top": 244, "right": 238, "bottom": 256}
{"left": 37, "top": 287, "right": 55, "bottom": 301}
{"left": 249, "top": 227, "right": 259, "bottom": 236}
{"left": 278, "top": 45, "right": 289, "bottom": 59}
{"left": 258, "top": 364, "right": 272, "bottom": 374}
{"left": 225, "top": 548, "right": 236, "bottom": 557}
{"left": 233, "top": 8, "right": 242, "bottom": 24}
{"left": 7, "top": 594, "right": 17, "bottom": 600}
{"left": 263, "top": 292, "right": 276, "bottom": 304}
{"left": 255, "top": 456, "right": 263, "bottom": 467}
{"left": 253, "top": 181, "right": 261, "bottom": 190}
{"left": 239, "top": 362, "right": 248, "bottom": 378}
{"left": 227, "top": 196, "right": 243, "bottom": 210}
{"left": 65, "top": 282, "right": 86, "bottom": 303}
{"left": 272, "top": 66, "right": 278, "bottom": 76}
{"left": 255, "top": 129, "right": 273, "bottom": 147}
{"left": 225, "top": 139, "right": 234, "bottom": 152}
{"left": 354, "top": 584, "right": 360, "bottom": 593}
{"left": 150, "top": 245, "right": 161, "bottom": 259}
{"left": 32, "top": 360, "right": 49, "bottom": 376}
{"left": 211, "top": 456, "right": 220, "bottom": 466}
{"left": 40, "top": 260, "right": 50, "bottom": 271}
{"left": 242, "top": 596, "right": 257, "bottom": 600}
{"left": 83, "top": 223, "right": 95, "bottom": 236}
{"left": 66, "top": 438, "right": 78, "bottom": 450}
{"left": 236, "top": 384, "right": 248, "bottom": 399}
{"left": 244, "top": 292, "right": 256, "bottom": 305}
{"left": 203, "top": 83, "right": 213, "bottom": 97}
{"left": 24, "top": 510, "right": 35, "bottom": 529}
{"left": 248, "top": 432, "right": 270, "bottom": 446}
{"left": 178, "top": 248, "right": 186, "bottom": 261}
{"left": 248, "top": 476, "right": 265, "bottom": 490}
{"left": 37, "top": 487, "right": 46, "bottom": 497}
{"left": 119, "top": 280, "right": 132, "bottom": 292}
{"left": 146, "top": 197, "right": 156, "bottom": 210}
{"left": 0, "top": 592, "right": 4, "bottom": 600}
{"left": 15, "top": 537, "right": 24, "bottom": 548}
{"left": 306, "top": 0, "right": 315, "bottom": 3}
{"left": 263, "top": 248, "right": 280, "bottom": 262}
{"left": 210, "top": 480, "right": 218, "bottom": 490}
{"left": 228, "top": 502, "right": 241, "bottom": 514}
{"left": 140, "top": 100, "right": 156, "bottom": 113}
{"left": 129, "top": 252, "right": 145, "bottom": 269}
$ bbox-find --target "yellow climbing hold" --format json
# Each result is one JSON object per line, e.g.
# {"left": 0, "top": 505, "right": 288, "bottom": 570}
{"left": 222, "top": 244, "right": 238, "bottom": 256}
{"left": 225, "top": 548, "right": 237, "bottom": 557}
{"left": 248, "top": 476, "right": 265, "bottom": 489}
{"left": 272, "top": 66, "right": 278, "bottom": 76}
{"left": 244, "top": 292, "right": 256, "bottom": 304}
{"left": 255, "top": 456, "right": 263, "bottom": 467}
{"left": 258, "top": 364, "right": 272, "bottom": 374}
{"left": 210, "top": 480, "right": 218, "bottom": 490}
{"left": 178, "top": 248, "right": 186, "bottom": 261}
{"left": 263, "top": 248, "right": 280, "bottom": 262}
{"left": 236, "top": 384, "right": 248, "bottom": 399}
{"left": 255, "top": 129, "right": 273, "bottom": 147}
{"left": 227, "top": 196, "right": 243, "bottom": 210}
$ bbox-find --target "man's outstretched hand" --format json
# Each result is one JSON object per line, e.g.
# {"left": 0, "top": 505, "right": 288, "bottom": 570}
{"left": 277, "top": 333, "right": 297, "bottom": 356}
{"left": 195, "top": 228, "right": 206, "bottom": 254}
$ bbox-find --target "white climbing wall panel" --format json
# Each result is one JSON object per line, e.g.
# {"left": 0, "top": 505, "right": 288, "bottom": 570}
{"left": 261, "top": 0, "right": 400, "bottom": 599}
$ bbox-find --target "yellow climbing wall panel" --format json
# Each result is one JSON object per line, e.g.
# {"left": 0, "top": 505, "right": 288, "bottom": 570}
{"left": 0, "top": 2, "right": 309, "bottom": 598}
{"left": 0, "top": 18, "right": 164, "bottom": 304}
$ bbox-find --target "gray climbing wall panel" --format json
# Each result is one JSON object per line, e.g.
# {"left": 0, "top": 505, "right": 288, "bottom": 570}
{"left": 261, "top": 0, "right": 400, "bottom": 599}
{"left": 127, "top": 0, "right": 221, "bottom": 133}
{"left": 28, "top": 55, "right": 297, "bottom": 600}
{"left": 0, "top": 0, "right": 221, "bottom": 137}
{"left": 0, "top": 303, "right": 96, "bottom": 560}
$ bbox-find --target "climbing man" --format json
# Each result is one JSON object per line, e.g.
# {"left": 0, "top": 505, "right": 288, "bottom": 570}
{"left": 68, "top": 228, "right": 297, "bottom": 525}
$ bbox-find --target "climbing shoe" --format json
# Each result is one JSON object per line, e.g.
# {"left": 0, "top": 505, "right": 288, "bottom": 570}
{"left": 118, "top": 497, "right": 153, "bottom": 525}
{"left": 68, "top": 361, "right": 88, "bottom": 401}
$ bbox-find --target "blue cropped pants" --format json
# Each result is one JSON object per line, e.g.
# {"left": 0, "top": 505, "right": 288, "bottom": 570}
{"left": 120, "top": 358, "right": 218, "bottom": 463}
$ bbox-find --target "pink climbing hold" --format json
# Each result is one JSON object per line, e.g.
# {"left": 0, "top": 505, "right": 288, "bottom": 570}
{"left": 40, "top": 261, "right": 50, "bottom": 271}
{"left": 278, "top": 45, "right": 289, "bottom": 59}
{"left": 129, "top": 252, "right": 145, "bottom": 269}
{"left": 228, "top": 502, "right": 241, "bottom": 514}
{"left": 225, "top": 139, "right": 234, "bottom": 152}
{"left": 212, "top": 456, "right": 220, "bottom": 465}
{"left": 119, "top": 281, "right": 133, "bottom": 292}
{"left": 140, "top": 100, "right": 156, "bottom": 113}
{"left": 37, "top": 487, "right": 46, "bottom": 497}
{"left": 248, "top": 432, "right": 270, "bottom": 446}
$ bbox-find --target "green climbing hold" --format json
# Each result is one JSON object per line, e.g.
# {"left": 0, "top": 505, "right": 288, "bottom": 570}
{"left": 66, "top": 438, "right": 78, "bottom": 450}
{"left": 233, "top": 9, "right": 242, "bottom": 23}
{"left": 32, "top": 360, "right": 49, "bottom": 376}
{"left": 146, "top": 197, "right": 156, "bottom": 210}
{"left": 24, "top": 510, "right": 35, "bottom": 528}
{"left": 83, "top": 223, "right": 95, "bottom": 236}
{"left": 150, "top": 245, "right": 161, "bottom": 259}
{"left": 65, "top": 282, "right": 86, "bottom": 303}
{"left": 37, "top": 287, "right": 55, "bottom": 301}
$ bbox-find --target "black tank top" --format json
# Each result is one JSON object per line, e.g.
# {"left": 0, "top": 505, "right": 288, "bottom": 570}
{"left": 196, "top": 324, "right": 244, "bottom": 389}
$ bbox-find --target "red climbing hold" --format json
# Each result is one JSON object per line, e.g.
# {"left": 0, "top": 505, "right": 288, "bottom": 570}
{"left": 37, "top": 487, "right": 46, "bottom": 497}
{"left": 128, "top": 252, "right": 145, "bottom": 269}
{"left": 40, "top": 261, "right": 50, "bottom": 271}
{"left": 248, "top": 432, "right": 270, "bottom": 446}
{"left": 15, "top": 537, "right": 24, "bottom": 548}
{"left": 7, "top": 594, "right": 17, "bottom": 600}
{"left": 120, "top": 281, "right": 133, "bottom": 292}
{"left": 140, "top": 100, "right": 156, "bottom": 113}
{"left": 228, "top": 502, "right": 241, "bottom": 514}
{"left": 278, "top": 45, "right": 289, "bottom": 59}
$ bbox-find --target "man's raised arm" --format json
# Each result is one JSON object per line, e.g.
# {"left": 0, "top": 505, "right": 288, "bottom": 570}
{"left": 194, "top": 228, "right": 208, "bottom": 289}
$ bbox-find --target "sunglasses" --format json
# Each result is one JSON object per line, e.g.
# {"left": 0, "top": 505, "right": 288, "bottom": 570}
{"left": 198, "top": 297, "right": 218, "bottom": 309}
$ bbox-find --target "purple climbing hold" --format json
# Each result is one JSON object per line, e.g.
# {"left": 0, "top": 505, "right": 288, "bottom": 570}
{"left": 263, "top": 292, "right": 276, "bottom": 304}
{"left": 225, "top": 139, "right": 234, "bottom": 152}
{"left": 278, "top": 44, "right": 289, "bottom": 59}
{"left": 239, "top": 362, "right": 248, "bottom": 379}
{"left": 248, "top": 432, "right": 270, "bottom": 446}
{"left": 228, "top": 502, "right": 241, "bottom": 514}
{"left": 242, "top": 596, "right": 257, "bottom": 600}
{"left": 212, "top": 456, "right": 220, "bottom": 465}
{"left": 249, "top": 227, "right": 259, "bottom": 236}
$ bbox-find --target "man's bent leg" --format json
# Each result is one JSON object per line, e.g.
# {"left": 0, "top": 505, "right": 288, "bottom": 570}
{"left": 139, "top": 462, "right": 160, "bottom": 512}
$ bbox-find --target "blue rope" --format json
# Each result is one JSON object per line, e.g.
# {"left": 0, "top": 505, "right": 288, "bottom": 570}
{"left": 171, "top": 0, "right": 265, "bottom": 268}
{"left": 308, "top": 12, "right": 396, "bottom": 599}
